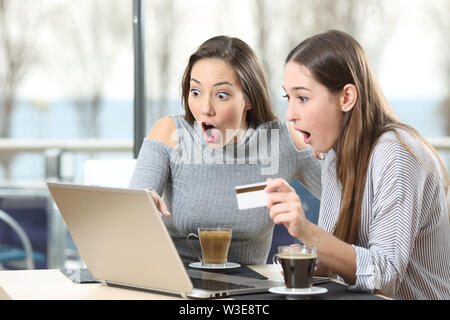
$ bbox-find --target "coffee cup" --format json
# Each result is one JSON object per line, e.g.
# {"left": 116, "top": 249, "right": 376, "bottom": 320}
{"left": 187, "top": 227, "right": 232, "bottom": 267}
{"left": 272, "top": 245, "right": 317, "bottom": 289}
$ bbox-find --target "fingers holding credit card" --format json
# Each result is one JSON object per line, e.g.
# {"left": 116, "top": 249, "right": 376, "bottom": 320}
{"left": 235, "top": 178, "right": 288, "bottom": 210}
{"left": 265, "top": 178, "right": 309, "bottom": 240}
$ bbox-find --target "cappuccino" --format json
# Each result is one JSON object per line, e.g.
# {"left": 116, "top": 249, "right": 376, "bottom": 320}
{"left": 199, "top": 229, "right": 232, "bottom": 265}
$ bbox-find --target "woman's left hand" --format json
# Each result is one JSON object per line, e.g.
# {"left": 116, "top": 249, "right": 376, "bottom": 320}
{"left": 265, "top": 178, "right": 312, "bottom": 241}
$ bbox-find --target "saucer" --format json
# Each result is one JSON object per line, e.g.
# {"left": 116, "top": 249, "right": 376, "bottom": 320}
{"left": 269, "top": 286, "right": 328, "bottom": 297}
{"left": 188, "top": 262, "right": 241, "bottom": 270}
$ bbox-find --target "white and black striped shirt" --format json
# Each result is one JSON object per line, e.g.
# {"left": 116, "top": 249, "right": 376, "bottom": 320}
{"left": 318, "top": 128, "right": 450, "bottom": 300}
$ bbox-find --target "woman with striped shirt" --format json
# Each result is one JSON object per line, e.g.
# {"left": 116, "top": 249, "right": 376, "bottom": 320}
{"left": 266, "top": 30, "right": 450, "bottom": 299}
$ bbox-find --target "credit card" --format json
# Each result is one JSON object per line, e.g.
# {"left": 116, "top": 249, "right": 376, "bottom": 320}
{"left": 235, "top": 182, "right": 268, "bottom": 210}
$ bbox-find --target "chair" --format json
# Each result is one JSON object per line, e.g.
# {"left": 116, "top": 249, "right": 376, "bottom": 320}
{"left": 0, "top": 209, "right": 34, "bottom": 269}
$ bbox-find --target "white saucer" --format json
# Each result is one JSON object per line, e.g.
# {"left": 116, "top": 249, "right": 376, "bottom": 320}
{"left": 269, "top": 286, "right": 328, "bottom": 296}
{"left": 188, "top": 262, "right": 241, "bottom": 270}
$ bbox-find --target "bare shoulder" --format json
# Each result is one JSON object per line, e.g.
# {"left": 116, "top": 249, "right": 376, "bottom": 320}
{"left": 147, "top": 116, "right": 177, "bottom": 148}
{"left": 287, "top": 122, "right": 308, "bottom": 151}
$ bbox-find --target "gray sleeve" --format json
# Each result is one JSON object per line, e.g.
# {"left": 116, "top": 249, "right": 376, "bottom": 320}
{"left": 128, "top": 138, "right": 172, "bottom": 196}
{"left": 296, "top": 146, "right": 322, "bottom": 200}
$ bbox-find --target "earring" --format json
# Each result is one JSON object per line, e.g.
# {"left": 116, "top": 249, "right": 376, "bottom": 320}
{"left": 341, "top": 106, "right": 347, "bottom": 111}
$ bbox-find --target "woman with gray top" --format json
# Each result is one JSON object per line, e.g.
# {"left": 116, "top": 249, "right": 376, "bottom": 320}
{"left": 129, "top": 35, "right": 321, "bottom": 264}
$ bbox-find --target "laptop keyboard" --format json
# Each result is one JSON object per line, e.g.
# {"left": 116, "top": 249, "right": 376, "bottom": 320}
{"left": 190, "top": 277, "right": 255, "bottom": 291}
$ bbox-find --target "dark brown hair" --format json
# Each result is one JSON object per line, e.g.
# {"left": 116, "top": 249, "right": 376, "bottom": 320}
{"left": 181, "top": 35, "right": 277, "bottom": 127}
{"left": 286, "top": 30, "right": 449, "bottom": 244}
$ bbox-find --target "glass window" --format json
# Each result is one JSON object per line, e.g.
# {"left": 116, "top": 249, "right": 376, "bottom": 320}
{"left": 144, "top": 0, "right": 449, "bottom": 169}
{"left": 0, "top": 0, "right": 133, "bottom": 184}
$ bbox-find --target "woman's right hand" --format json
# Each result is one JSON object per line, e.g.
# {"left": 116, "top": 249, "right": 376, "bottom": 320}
{"left": 265, "top": 178, "right": 310, "bottom": 240}
{"left": 148, "top": 189, "right": 171, "bottom": 217}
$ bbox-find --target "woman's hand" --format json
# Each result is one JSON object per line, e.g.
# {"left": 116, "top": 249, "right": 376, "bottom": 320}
{"left": 266, "top": 178, "right": 357, "bottom": 284}
{"left": 265, "top": 178, "right": 312, "bottom": 240}
{"left": 148, "top": 189, "right": 171, "bottom": 217}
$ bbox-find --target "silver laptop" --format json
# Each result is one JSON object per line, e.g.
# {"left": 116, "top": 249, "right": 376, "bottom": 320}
{"left": 47, "top": 182, "right": 284, "bottom": 298}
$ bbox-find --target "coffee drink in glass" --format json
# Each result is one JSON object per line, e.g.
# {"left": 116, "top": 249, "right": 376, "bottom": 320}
{"left": 273, "top": 245, "right": 317, "bottom": 289}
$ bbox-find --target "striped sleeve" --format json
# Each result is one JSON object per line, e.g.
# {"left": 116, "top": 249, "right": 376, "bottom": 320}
{"left": 349, "top": 140, "right": 432, "bottom": 296}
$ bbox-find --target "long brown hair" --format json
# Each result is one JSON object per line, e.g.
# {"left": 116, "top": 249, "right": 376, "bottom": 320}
{"left": 286, "top": 30, "right": 449, "bottom": 244}
{"left": 181, "top": 35, "right": 277, "bottom": 127}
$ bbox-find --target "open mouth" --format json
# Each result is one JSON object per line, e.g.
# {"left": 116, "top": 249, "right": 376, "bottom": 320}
{"left": 201, "top": 122, "right": 221, "bottom": 143}
{"left": 202, "top": 122, "right": 215, "bottom": 132}
{"left": 298, "top": 129, "right": 312, "bottom": 144}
